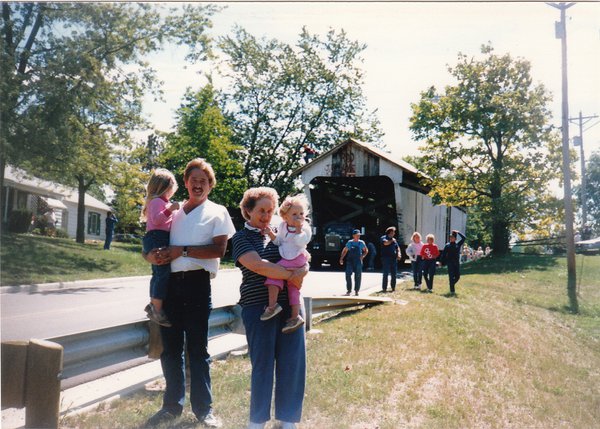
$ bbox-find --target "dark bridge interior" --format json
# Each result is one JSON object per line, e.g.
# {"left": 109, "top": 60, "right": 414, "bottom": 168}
{"left": 309, "top": 175, "right": 399, "bottom": 253}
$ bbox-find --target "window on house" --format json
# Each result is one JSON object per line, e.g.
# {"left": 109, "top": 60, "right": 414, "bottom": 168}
{"left": 16, "top": 190, "right": 28, "bottom": 209}
{"left": 87, "top": 212, "right": 101, "bottom": 236}
{"left": 363, "top": 153, "right": 380, "bottom": 176}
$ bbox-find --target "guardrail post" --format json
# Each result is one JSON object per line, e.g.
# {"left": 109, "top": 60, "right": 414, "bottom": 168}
{"left": 229, "top": 304, "right": 245, "bottom": 335}
{"left": 303, "top": 296, "right": 313, "bottom": 332}
{"left": 147, "top": 321, "right": 163, "bottom": 359}
{"left": 25, "top": 339, "right": 63, "bottom": 429}
{"left": 1, "top": 340, "right": 29, "bottom": 409}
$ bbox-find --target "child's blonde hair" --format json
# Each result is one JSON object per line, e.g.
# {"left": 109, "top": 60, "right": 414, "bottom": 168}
{"left": 411, "top": 232, "right": 421, "bottom": 241}
{"left": 426, "top": 233, "right": 435, "bottom": 242}
{"left": 278, "top": 193, "right": 310, "bottom": 217}
{"left": 141, "top": 168, "right": 178, "bottom": 222}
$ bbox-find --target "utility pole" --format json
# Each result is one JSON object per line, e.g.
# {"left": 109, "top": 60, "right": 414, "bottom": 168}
{"left": 570, "top": 111, "right": 599, "bottom": 232}
{"left": 548, "top": 2, "right": 577, "bottom": 289}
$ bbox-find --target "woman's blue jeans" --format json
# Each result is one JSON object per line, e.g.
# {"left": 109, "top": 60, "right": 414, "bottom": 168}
{"left": 242, "top": 303, "right": 306, "bottom": 424}
{"left": 411, "top": 257, "right": 423, "bottom": 286}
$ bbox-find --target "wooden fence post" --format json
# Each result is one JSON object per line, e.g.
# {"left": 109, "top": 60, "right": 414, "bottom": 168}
{"left": 25, "top": 339, "right": 63, "bottom": 429}
{"left": 1, "top": 340, "right": 29, "bottom": 409}
{"left": 147, "top": 321, "right": 163, "bottom": 360}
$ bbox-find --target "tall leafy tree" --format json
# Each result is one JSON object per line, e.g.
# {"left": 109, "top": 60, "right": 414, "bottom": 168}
{"left": 109, "top": 133, "right": 169, "bottom": 235}
{"left": 161, "top": 84, "right": 247, "bottom": 208}
{"left": 219, "top": 26, "right": 383, "bottom": 195}
{"left": 576, "top": 150, "right": 600, "bottom": 235}
{"left": 1, "top": 3, "right": 218, "bottom": 242}
{"left": 110, "top": 148, "right": 148, "bottom": 235}
{"left": 409, "top": 45, "right": 562, "bottom": 255}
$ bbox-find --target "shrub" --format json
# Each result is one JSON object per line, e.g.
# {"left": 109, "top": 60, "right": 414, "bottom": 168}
{"left": 55, "top": 228, "right": 70, "bottom": 238}
{"left": 8, "top": 209, "right": 33, "bottom": 233}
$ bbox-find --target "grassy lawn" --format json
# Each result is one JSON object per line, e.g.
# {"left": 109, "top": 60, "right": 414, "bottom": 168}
{"left": 0, "top": 232, "right": 235, "bottom": 286}
{"left": 62, "top": 253, "right": 600, "bottom": 429}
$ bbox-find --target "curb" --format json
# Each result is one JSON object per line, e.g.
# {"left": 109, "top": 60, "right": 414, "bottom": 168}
{"left": 0, "top": 269, "right": 241, "bottom": 295}
{"left": 0, "top": 276, "right": 151, "bottom": 295}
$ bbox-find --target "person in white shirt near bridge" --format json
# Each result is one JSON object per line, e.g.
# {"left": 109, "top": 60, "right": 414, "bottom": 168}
{"left": 406, "top": 231, "right": 424, "bottom": 291}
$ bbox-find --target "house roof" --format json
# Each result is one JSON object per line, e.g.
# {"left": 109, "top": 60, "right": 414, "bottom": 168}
{"left": 42, "top": 196, "right": 68, "bottom": 210}
{"left": 292, "top": 138, "right": 421, "bottom": 176}
{"left": 4, "top": 165, "right": 111, "bottom": 211}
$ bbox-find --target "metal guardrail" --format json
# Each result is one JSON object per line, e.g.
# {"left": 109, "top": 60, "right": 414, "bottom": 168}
{"left": 50, "top": 296, "right": 391, "bottom": 387}
{"left": 50, "top": 307, "right": 241, "bottom": 387}
{"left": 6, "top": 296, "right": 392, "bottom": 387}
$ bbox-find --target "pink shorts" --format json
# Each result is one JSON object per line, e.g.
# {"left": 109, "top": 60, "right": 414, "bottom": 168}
{"left": 264, "top": 253, "right": 308, "bottom": 306}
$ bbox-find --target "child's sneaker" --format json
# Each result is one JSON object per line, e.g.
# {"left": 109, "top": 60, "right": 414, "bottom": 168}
{"left": 260, "top": 303, "right": 282, "bottom": 321}
{"left": 145, "top": 303, "right": 172, "bottom": 327}
{"left": 282, "top": 315, "right": 305, "bottom": 334}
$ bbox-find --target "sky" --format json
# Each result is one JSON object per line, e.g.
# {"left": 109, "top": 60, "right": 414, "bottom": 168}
{"left": 140, "top": 1, "right": 600, "bottom": 171}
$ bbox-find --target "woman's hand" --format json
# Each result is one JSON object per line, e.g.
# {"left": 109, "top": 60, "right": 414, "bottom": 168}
{"left": 287, "top": 263, "right": 309, "bottom": 289}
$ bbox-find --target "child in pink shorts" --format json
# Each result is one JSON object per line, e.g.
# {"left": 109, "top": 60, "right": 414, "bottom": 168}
{"left": 262, "top": 194, "right": 311, "bottom": 334}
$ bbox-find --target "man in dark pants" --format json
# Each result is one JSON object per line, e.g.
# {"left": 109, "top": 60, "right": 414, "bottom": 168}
{"left": 104, "top": 212, "right": 118, "bottom": 250}
{"left": 440, "top": 230, "right": 466, "bottom": 295}
{"left": 143, "top": 159, "right": 235, "bottom": 428}
{"left": 380, "top": 226, "right": 399, "bottom": 292}
{"left": 339, "top": 229, "right": 368, "bottom": 296}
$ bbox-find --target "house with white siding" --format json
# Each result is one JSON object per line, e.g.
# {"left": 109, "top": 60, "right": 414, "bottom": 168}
{"left": 2, "top": 165, "right": 111, "bottom": 240}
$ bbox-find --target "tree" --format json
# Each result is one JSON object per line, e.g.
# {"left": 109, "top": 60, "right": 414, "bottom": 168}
{"left": 110, "top": 150, "right": 148, "bottom": 235}
{"left": 219, "top": 26, "right": 383, "bottom": 195}
{"left": 409, "top": 45, "right": 562, "bottom": 255}
{"left": 576, "top": 150, "right": 600, "bottom": 235}
{"left": 1, "top": 3, "right": 218, "bottom": 242}
{"left": 160, "top": 84, "right": 247, "bottom": 208}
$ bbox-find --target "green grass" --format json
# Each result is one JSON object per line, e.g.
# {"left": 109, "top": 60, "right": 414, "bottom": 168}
{"left": 0, "top": 232, "right": 235, "bottom": 286}
{"left": 61, "top": 253, "right": 600, "bottom": 429}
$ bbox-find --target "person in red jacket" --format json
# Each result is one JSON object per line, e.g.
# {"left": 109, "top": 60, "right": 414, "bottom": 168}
{"left": 420, "top": 234, "right": 440, "bottom": 293}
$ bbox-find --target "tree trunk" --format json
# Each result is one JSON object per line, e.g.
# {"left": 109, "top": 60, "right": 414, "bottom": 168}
{"left": 489, "top": 165, "right": 510, "bottom": 255}
{"left": 0, "top": 158, "right": 6, "bottom": 222}
{"left": 491, "top": 218, "right": 510, "bottom": 255}
{"left": 76, "top": 177, "right": 87, "bottom": 244}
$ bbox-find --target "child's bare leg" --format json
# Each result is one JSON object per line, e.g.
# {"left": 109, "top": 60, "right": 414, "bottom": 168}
{"left": 267, "top": 284, "right": 280, "bottom": 309}
{"left": 151, "top": 297, "right": 163, "bottom": 311}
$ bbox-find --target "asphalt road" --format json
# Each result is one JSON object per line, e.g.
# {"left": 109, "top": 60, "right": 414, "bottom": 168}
{"left": 1, "top": 269, "right": 389, "bottom": 341}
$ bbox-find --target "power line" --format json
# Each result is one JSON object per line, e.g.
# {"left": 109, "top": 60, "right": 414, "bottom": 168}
{"left": 583, "top": 119, "right": 600, "bottom": 133}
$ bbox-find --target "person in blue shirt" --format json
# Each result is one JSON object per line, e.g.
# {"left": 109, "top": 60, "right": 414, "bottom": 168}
{"left": 104, "top": 212, "right": 118, "bottom": 250}
{"left": 339, "top": 229, "right": 368, "bottom": 296}
{"left": 380, "top": 226, "right": 400, "bottom": 292}
{"left": 440, "top": 230, "right": 466, "bottom": 295}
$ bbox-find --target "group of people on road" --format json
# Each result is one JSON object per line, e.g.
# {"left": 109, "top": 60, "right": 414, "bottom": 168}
{"left": 406, "top": 230, "right": 466, "bottom": 294}
{"left": 339, "top": 225, "right": 467, "bottom": 296}
{"left": 338, "top": 225, "right": 402, "bottom": 294}
{"left": 141, "top": 158, "right": 307, "bottom": 429}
